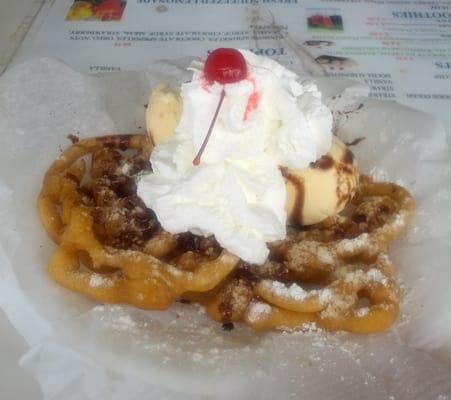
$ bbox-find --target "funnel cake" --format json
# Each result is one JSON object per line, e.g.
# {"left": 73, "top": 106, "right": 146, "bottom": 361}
{"left": 38, "top": 133, "right": 414, "bottom": 333}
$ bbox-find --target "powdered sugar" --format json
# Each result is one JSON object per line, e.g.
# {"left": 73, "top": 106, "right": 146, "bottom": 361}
{"left": 391, "top": 212, "right": 407, "bottom": 229}
{"left": 338, "top": 233, "right": 371, "bottom": 254}
{"left": 356, "top": 307, "right": 370, "bottom": 317}
{"left": 317, "top": 246, "right": 335, "bottom": 265}
{"left": 246, "top": 301, "right": 272, "bottom": 322}
{"left": 89, "top": 273, "right": 112, "bottom": 288}
{"left": 262, "top": 280, "right": 335, "bottom": 306}
{"left": 118, "top": 162, "right": 132, "bottom": 176}
{"left": 116, "top": 314, "right": 136, "bottom": 327}
{"left": 366, "top": 268, "right": 389, "bottom": 286}
{"left": 319, "top": 288, "right": 334, "bottom": 304}
{"left": 369, "top": 166, "right": 390, "bottom": 182}
{"left": 320, "top": 293, "right": 356, "bottom": 319}
{"left": 268, "top": 281, "right": 309, "bottom": 301}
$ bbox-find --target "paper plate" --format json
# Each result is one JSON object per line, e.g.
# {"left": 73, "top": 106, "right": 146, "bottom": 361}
{"left": 1, "top": 58, "right": 451, "bottom": 400}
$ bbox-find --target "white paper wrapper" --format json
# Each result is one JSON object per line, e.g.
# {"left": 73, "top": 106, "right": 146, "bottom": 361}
{"left": 1, "top": 58, "right": 451, "bottom": 400}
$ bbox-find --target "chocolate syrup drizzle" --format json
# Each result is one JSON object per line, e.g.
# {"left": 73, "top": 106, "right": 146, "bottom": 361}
{"left": 343, "top": 148, "right": 354, "bottom": 165}
{"left": 345, "top": 137, "right": 365, "bottom": 147}
{"left": 310, "top": 154, "right": 334, "bottom": 170}
{"left": 280, "top": 166, "right": 305, "bottom": 226}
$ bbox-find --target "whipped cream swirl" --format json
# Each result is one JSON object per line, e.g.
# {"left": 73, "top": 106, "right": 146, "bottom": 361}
{"left": 138, "top": 50, "right": 333, "bottom": 264}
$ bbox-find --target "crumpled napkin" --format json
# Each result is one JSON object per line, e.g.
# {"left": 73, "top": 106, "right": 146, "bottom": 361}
{"left": 0, "top": 58, "right": 450, "bottom": 400}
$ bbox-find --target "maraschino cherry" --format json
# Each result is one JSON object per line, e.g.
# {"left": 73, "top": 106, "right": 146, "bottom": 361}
{"left": 192, "top": 48, "right": 247, "bottom": 166}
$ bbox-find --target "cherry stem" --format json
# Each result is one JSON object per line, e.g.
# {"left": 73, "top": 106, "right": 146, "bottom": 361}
{"left": 193, "top": 89, "right": 226, "bottom": 166}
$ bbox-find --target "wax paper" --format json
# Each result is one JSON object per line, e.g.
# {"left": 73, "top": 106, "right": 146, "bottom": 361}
{"left": 0, "top": 58, "right": 451, "bottom": 400}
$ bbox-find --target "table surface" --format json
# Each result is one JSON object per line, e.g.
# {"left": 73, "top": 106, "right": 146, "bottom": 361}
{"left": 1, "top": 2, "right": 450, "bottom": 399}
{"left": 0, "top": 2, "right": 45, "bottom": 397}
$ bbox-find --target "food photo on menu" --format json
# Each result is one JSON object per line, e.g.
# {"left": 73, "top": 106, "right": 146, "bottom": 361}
{"left": 1, "top": 1, "right": 451, "bottom": 399}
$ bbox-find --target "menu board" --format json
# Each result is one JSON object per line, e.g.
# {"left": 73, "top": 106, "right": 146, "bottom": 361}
{"left": 13, "top": 0, "right": 451, "bottom": 131}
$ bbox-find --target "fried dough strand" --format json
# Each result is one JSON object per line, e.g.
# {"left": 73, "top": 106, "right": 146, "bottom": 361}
{"left": 38, "top": 134, "right": 414, "bottom": 333}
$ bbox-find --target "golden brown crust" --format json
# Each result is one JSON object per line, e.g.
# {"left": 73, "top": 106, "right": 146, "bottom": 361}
{"left": 38, "top": 134, "right": 414, "bottom": 333}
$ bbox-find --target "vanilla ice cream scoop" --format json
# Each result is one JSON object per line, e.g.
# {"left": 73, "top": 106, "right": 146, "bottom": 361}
{"left": 282, "top": 136, "right": 358, "bottom": 226}
{"left": 145, "top": 83, "right": 358, "bottom": 228}
{"left": 146, "top": 84, "right": 182, "bottom": 145}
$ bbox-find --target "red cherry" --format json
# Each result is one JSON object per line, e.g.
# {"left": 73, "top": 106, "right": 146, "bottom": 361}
{"left": 193, "top": 49, "right": 248, "bottom": 166}
{"left": 204, "top": 48, "right": 247, "bottom": 85}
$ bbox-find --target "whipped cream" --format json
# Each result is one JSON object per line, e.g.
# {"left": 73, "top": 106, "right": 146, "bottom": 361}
{"left": 138, "top": 50, "right": 333, "bottom": 264}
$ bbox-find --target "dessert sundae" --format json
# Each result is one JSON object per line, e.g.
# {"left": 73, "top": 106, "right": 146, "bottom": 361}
{"left": 38, "top": 48, "right": 414, "bottom": 333}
